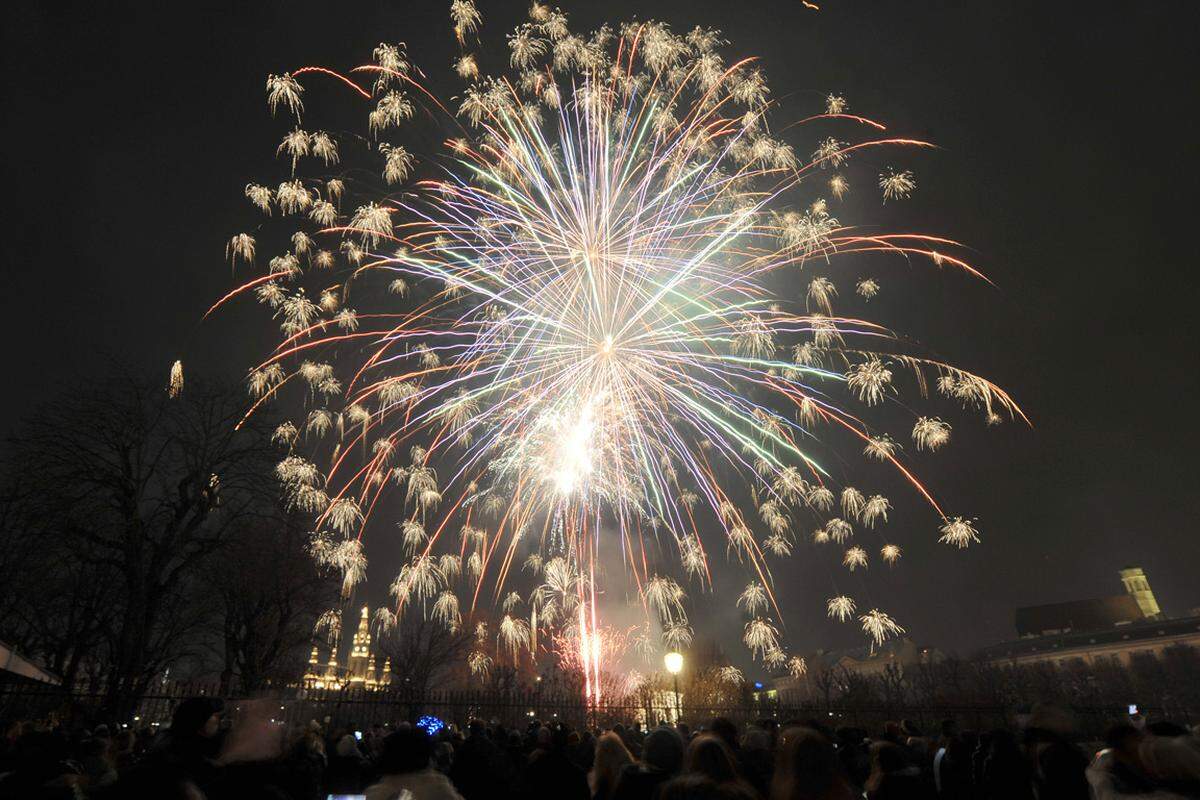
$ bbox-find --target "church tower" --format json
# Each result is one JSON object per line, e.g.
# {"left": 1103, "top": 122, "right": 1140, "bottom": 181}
{"left": 1120, "top": 566, "right": 1162, "bottom": 620}
{"left": 348, "top": 606, "right": 372, "bottom": 684}
{"left": 303, "top": 646, "right": 320, "bottom": 687}
{"left": 379, "top": 657, "right": 392, "bottom": 687}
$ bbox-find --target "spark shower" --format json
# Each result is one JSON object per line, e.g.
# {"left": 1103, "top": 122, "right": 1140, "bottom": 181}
{"left": 197, "top": 0, "right": 1023, "bottom": 706}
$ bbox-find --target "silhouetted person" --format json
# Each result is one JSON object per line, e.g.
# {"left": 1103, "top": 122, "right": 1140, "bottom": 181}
{"left": 1086, "top": 724, "right": 1154, "bottom": 799}
{"left": 612, "top": 727, "right": 684, "bottom": 800}
{"left": 524, "top": 725, "right": 589, "bottom": 800}
{"left": 980, "top": 730, "right": 1033, "bottom": 800}
{"left": 770, "top": 726, "right": 855, "bottom": 800}
{"left": 365, "top": 727, "right": 463, "bottom": 800}
{"left": 450, "top": 721, "right": 517, "bottom": 800}
{"left": 864, "top": 741, "right": 922, "bottom": 800}
{"left": 1023, "top": 705, "right": 1089, "bottom": 799}
{"left": 592, "top": 732, "right": 635, "bottom": 800}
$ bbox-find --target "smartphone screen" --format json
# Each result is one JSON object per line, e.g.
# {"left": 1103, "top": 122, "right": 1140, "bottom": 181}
{"left": 1128, "top": 704, "right": 1139, "bottom": 715}
{"left": 354, "top": 730, "right": 363, "bottom": 740}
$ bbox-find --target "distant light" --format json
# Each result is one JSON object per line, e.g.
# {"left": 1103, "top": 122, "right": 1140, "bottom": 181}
{"left": 754, "top": 681, "right": 763, "bottom": 690}
{"left": 664, "top": 651, "right": 684, "bottom": 675}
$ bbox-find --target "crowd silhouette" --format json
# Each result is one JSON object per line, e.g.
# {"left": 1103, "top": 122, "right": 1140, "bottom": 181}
{"left": 1, "top": 698, "right": 1198, "bottom": 799}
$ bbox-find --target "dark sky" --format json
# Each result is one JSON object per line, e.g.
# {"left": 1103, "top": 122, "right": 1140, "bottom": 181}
{"left": 3, "top": 1, "right": 1198, "bottom": 662}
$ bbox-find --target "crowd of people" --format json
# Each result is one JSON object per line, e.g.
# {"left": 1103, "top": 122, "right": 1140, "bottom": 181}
{"left": 0, "top": 698, "right": 1198, "bottom": 799}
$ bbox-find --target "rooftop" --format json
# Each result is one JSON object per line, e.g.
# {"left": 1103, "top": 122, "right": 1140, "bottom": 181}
{"left": 978, "top": 615, "right": 1200, "bottom": 661}
{"left": 1015, "top": 594, "right": 1144, "bottom": 637}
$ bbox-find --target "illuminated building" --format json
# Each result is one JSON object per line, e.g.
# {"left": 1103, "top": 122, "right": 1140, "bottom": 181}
{"left": 980, "top": 566, "right": 1200, "bottom": 667}
{"left": 303, "top": 606, "right": 392, "bottom": 690}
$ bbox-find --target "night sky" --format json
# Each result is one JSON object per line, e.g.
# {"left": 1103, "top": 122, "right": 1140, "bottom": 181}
{"left": 3, "top": 1, "right": 1198, "bottom": 662}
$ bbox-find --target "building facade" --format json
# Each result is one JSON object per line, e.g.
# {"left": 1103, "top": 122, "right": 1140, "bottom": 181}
{"left": 980, "top": 567, "right": 1200, "bottom": 667}
{"left": 303, "top": 606, "right": 392, "bottom": 690}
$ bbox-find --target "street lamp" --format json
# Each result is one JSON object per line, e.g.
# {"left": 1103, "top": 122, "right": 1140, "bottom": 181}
{"left": 664, "top": 651, "right": 683, "bottom": 723}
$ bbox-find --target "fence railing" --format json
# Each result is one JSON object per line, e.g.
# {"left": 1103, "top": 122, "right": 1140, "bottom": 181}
{"left": 1, "top": 677, "right": 1182, "bottom": 740}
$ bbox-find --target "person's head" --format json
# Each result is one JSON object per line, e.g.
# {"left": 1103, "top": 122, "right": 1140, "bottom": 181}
{"left": 593, "top": 732, "right": 634, "bottom": 784}
{"left": 535, "top": 725, "right": 553, "bottom": 748}
{"left": 686, "top": 734, "right": 740, "bottom": 784}
{"left": 467, "top": 719, "right": 486, "bottom": 738}
{"left": 170, "top": 697, "right": 223, "bottom": 739}
{"left": 772, "top": 726, "right": 849, "bottom": 800}
{"left": 642, "top": 727, "right": 685, "bottom": 775}
{"left": 335, "top": 733, "right": 361, "bottom": 757}
{"left": 709, "top": 717, "right": 739, "bottom": 752}
{"left": 940, "top": 719, "right": 958, "bottom": 741}
{"left": 379, "top": 728, "right": 433, "bottom": 774}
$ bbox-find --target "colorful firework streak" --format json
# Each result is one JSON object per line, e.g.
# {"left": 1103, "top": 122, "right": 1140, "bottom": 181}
{"left": 201, "top": 2, "right": 1024, "bottom": 698}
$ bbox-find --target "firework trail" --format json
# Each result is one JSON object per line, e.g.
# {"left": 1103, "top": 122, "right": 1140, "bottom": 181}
{"left": 203, "top": 1, "right": 1023, "bottom": 698}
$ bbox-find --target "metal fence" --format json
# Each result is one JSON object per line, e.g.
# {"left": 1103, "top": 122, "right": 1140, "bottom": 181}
{"left": 0, "top": 678, "right": 1171, "bottom": 740}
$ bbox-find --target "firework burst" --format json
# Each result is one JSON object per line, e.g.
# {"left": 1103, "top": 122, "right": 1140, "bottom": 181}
{"left": 203, "top": 4, "right": 1023, "bottom": 690}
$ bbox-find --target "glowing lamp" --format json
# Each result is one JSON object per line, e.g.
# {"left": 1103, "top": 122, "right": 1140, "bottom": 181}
{"left": 664, "top": 651, "right": 684, "bottom": 675}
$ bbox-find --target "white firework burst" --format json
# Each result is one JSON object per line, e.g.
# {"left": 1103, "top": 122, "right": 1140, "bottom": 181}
{"left": 912, "top": 417, "right": 952, "bottom": 451}
{"left": 827, "top": 595, "right": 856, "bottom": 622}
{"left": 743, "top": 617, "right": 780, "bottom": 659}
{"left": 840, "top": 487, "right": 865, "bottom": 520}
{"left": 879, "top": 167, "right": 916, "bottom": 202}
{"left": 737, "top": 582, "right": 769, "bottom": 616}
{"left": 432, "top": 590, "right": 461, "bottom": 629}
{"left": 846, "top": 358, "right": 893, "bottom": 406}
{"left": 842, "top": 546, "right": 868, "bottom": 572}
{"left": 860, "top": 608, "right": 905, "bottom": 646}
{"left": 807, "top": 485, "right": 835, "bottom": 512}
{"left": 662, "top": 621, "right": 694, "bottom": 650}
{"left": 265, "top": 73, "right": 304, "bottom": 120}
{"left": 938, "top": 517, "right": 980, "bottom": 549}
{"left": 644, "top": 575, "right": 685, "bottom": 622}
{"left": 829, "top": 174, "right": 849, "bottom": 199}
{"left": 826, "top": 517, "right": 854, "bottom": 544}
{"left": 863, "top": 435, "right": 899, "bottom": 461}
{"left": 718, "top": 665, "right": 745, "bottom": 686}
{"left": 861, "top": 495, "right": 891, "bottom": 528}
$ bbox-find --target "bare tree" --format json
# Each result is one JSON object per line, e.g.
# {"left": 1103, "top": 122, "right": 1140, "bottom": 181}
{"left": 378, "top": 612, "right": 473, "bottom": 696}
{"left": 0, "top": 481, "right": 119, "bottom": 689}
{"left": 813, "top": 666, "right": 837, "bottom": 710}
{"left": 208, "top": 510, "right": 335, "bottom": 693}
{"left": 878, "top": 662, "right": 909, "bottom": 710}
{"left": 8, "top": 374, "right": 276, "bottom": 715}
